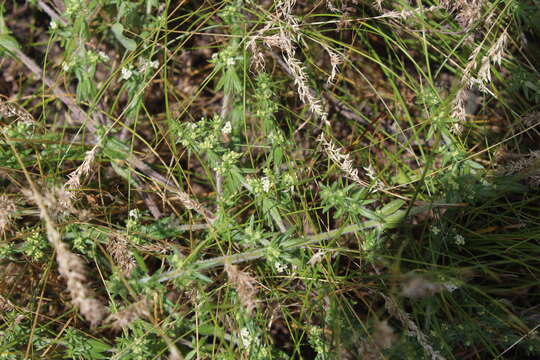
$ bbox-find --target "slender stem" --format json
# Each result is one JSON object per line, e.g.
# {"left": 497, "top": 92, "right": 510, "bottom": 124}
{"left": 143, "top": 220, "right": 379, "bottom": 283}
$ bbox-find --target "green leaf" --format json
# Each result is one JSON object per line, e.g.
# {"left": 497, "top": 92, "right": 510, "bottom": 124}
{"left": 0, "top": 34, "right": 19, "bottom": 54}
{"left": 382, "top": 209, "right": 407, "bottom": 229}
{"left": 111, "top": 22, "right": 136, "bottom": 51}
{"left": 0, "top": 7, "right": 20, "bottom": 55}
{"left": 379, "top": 199, "right": 406, "bottom": 216}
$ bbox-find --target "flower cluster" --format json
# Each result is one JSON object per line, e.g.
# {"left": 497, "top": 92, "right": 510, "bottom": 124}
{"left": 22, "top": 231, "right": 48, "bottom": 261}
{"left": 119, "top": 58, "right": 159, "bottom": 82}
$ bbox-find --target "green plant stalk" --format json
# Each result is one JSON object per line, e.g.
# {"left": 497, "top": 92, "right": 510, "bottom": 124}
{"left": 144, "top": 202, "right": 451, "bottom": 284}
{"left": 144, "top": 220, "right": 378, "bottom": 284}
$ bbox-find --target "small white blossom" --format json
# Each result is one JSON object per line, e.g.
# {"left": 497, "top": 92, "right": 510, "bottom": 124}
{"left": 443, "top": 282, "right": 459, "bottom": 292}
{"left": 268, "top": 131, "right": 285, "bottom": 144}
{"left": 454, "top": 234, "right": 465, "bottom": 246}
{"left": 98, "top": 51, "right": 110, "bottom": 62}
{"left": 120, "top": 67, "right": 133, "bottom": 81}
{"left": 128, "top": 209, "right": 141, "bottom": 220}
{"left": 222, "top": 121, "right": 232, "bottom": 134}
{"left": 138, "top": 59, "right": 159, "bottom": 73}
{"left": 363, "top": 164, "right": 377, "bottom": 181}
{"left": 50, "top": 20, "right": 58, "bottom": 30}
{"left": 283, "top": 173, "right": 296, "bottom": 193}
{"left": 274, "top": 261, "right": 287, "bottom": 273}
{"left": 430, "top": 226, "right": 440, "bottom": 235}
{"left": 226, "top": 56, "right": 236, "bottom": 66}
{"left": 240, "top": 328, "right": 252, "bottom": 348}
{"left": 261, "top": 177, "right": 271, "bottom": 193}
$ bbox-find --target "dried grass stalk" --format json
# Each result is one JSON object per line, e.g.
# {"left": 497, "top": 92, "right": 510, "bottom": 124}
{"left": 452, "top": 28, "right": 508, "bottom": 131}
{"left": 54, "top": 240, "right": 108, "bottom": 327}
{"left": 22, "top": 186, "right": 75, "bottom": 220}
{"left": 379, "top": 5, "right": 441, "bottom": 20}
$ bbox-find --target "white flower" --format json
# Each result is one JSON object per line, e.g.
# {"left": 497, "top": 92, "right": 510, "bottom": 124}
{"left": 261, "top": 177, "right": 271, "bottom": 193}
{"left": 283, "top": 173, "right": 295, "bottom": 193}
{"left": 274, "top": 261, "right": 287, "bottom": 273}
{"left": 98, "top": 51, "right": 110, "bottom": 62}
{"left": 430, "top": 226, "right": 440, "bottom": 235}
{"left": 443, "top": 282, "right": 459, "bottom": 292}
{"left": 454, "top": 234, "right": 465, "bottom": 246}
{"left": 128, "top": 209, "right": 141, "bottom": 219}
{"left": 120, "top": 67, "right": 133, "bottom": 81}
{"left": 61, "top": 61, "right": 71, "bottom": 72}
{"left": 240, "top": 328, "right": 252, "bottom": 348}
{"left": 222, "top": 121, "right": 232, "bottom": 134}
{"left": 363, "top": 164, "right": 377, "bottom": 181}
{"left": 50, "top": 20, "right": 58, "bottom": 30}
{"left": 138, "top": 59, "right": 159, "bottom": 73}
{"left": 226, "top": 56, "right": 236, "bottom": 66}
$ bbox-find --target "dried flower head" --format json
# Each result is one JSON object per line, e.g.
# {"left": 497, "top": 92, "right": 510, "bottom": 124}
{"left": 55, "top": 240, "right": 108, "bottom": 327}
{"left": 0, "top": 294, "right": 15, "bottom": 313}
{"left": 373, "top": 320, "right": 397, "bottom": 350}
{"left": 382, "top": 293, "right": 446, "bottom": 360}
{"left": 324, "top": 46, "right": 343, "bottom": 85}
{"left": 450, "top": 87, "right": 468, "bottom": 134}
{"left": 23, "top": 183, "right": 107, "bottom": 327}
{"left": 0, "top": 97, "right": 34, "bottom": 124}
{"left": 522, "top": 112, "right": 540, "bottom": 129}
{"left": 23, "top": 185, "right": 74, "bottom": 220}
{"left": 247, "top": 0, "right": 328, "bottom": 122}
{"left": 317, "top": 133, "right": 368, "bottom": 187}
{"left": 401, "top": 275, "right": 447, "bottom": 298}
{"left": 107, "top": 235, "right": 136, "bottom": 276}
{"left": 0, "top": 195, "right": 17, "bottom": 235}
{"left": 225, "top": 263, "right": 258, "bottom": 314}
{"left": 105, "top": 297, "right": 151, "bottom": 330}
{"left": 497, "top": 151, "right": 540, "bottom": 187}
{"left": 65, "top": 144, "right": 99, "bottom": 193}
{"left": 442, "top": 0, "right": 485, "bottom": 28}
